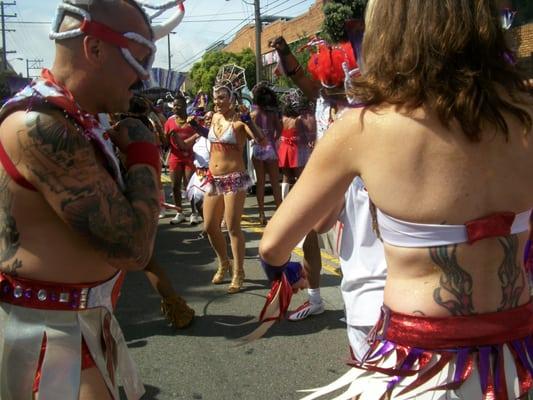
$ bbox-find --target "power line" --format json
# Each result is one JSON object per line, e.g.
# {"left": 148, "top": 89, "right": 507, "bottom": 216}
{"left": 13, "top": 3, "right": 43, "bottom": 59}
{"left": 26, "top": 58, "right": 43, "bottom": 78}
{"left": 175, "top": 0, "right": 314, "bottom": 71}
{"left": 262, "top": 0, "right": 312, "bottom": 16}
{"left": 6, "top": 18, "right": 249, "bottom": 24}
{"left": 174, "top": 13, "right": 254, "bottom": 71}
{"left": 260, "top": 0, "right": 284, "bottom": 12}
{"left": 1, "top": 1, "right": 17, "bottom": 70}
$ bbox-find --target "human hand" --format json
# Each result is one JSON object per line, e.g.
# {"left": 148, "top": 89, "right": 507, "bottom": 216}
{"left": 110, "top": 117, "right": 156, "bottom": 153}
{"left": 269, "top": 36, "right": 291, "bottom": 56}
{"left": 291, "top": 265, "right": 308, "bottom": 293}
{"left": 187, "top": 115, "right": 198, "bottom": 127}
{"left": 240, "top": 112, "right": 252, "bottom": 124}
{"left": 256, "top": 135, "right": 268, "bottom": 147}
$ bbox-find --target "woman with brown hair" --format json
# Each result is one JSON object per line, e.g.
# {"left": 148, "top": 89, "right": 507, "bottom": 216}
{"left": 250, "top": 82, "right": 282, "bottom": 225}
{"left": 260, "top": 1, "right": 533, "bottom": 398}
{"left": 191, "top": 65, "right": 266, "bottom": 294}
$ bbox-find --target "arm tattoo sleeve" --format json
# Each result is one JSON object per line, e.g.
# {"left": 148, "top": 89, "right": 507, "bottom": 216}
{"left": 20, "top": 111, "right": 159, "bottom": 270}
{"left": 430, "top": 245, "right": 476, "bottom": 316}
{"left": 0, "top": 171, "right": 23, "bottom": 276}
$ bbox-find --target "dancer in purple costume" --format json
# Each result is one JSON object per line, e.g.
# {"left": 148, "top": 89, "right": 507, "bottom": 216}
{"left": 251, "top": 83, "right": 283, "bottom": 225}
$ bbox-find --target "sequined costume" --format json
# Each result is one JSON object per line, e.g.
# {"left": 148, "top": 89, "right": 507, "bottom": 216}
{"left": 252, "top": 109, "right": 279, "bottom": 161}
{"left": 0, "top": 71, "right": 144, "bottom": 400}
{"left": 302, "top": 303, "right": 533, "bottom": 400}
{"left": 205, "top": 119, "right": 252, "bottom": 195}
{"left": 0, "top": 272, "right": 145, "bottom": 400}
{"left": 204, "top": 170, "right": 253, "bottom": 196}
{"left": 301, "top": 210, "right": 533, "bottom": 400}
{"left": 0, "top": 0, "right": 187, "bottom": 396}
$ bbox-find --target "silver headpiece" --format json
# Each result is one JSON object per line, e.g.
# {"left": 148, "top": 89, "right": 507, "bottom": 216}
{"left": 213, "top": 64, "right": 247, "bottom": 101}
{"left": 280, "top": 88, "right": 303, "bottom": 109}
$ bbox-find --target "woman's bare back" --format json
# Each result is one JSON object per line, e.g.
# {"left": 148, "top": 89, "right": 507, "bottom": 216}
{"left": 355, "top": 105, "right": 533, "bottom": 317}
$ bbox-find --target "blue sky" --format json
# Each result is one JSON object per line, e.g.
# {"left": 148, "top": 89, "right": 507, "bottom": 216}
{"left": 9, "top": 0, "right": 316, "bottom": 77}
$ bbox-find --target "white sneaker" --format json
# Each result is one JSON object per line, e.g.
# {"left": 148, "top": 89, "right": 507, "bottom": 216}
{"left": 287, "top": 300, "right": 325, "bottom": 321}
{"left": 158, "top": 208, "right": 167, "bottom": 219}
{"left": 170, "top": 213, "right": 185, "bottom": 225}
{"left": 189, "top": 213, "right": 200, "bottom": 225}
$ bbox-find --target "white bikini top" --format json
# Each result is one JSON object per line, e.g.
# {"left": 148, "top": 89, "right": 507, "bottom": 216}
{"left": 376, "top": 208, "right": 532, "bottom": 248}
{"left": 208, "top": 124, "right": 237, "bottom": 145}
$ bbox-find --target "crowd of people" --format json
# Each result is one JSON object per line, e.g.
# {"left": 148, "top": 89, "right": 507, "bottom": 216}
{"left": 0, "top": 0, "right": 532, "bottom": 399}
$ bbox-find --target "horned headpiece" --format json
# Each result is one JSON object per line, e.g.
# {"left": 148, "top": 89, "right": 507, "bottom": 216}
{"left": 49, "top": 0, "right": 186, "bottom": 80}
{"left": 213, "top": 64, "right": 247, "bottom": 102}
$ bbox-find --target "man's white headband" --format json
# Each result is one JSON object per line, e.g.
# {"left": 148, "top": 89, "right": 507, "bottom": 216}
{"left": 49, "top": 0, "right": 185, "bottom": 80}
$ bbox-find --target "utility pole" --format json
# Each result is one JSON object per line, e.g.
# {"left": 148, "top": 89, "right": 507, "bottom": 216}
{"left": 26, "top": 58, "right": 43, "bottom": 79}
{"left": 1, "top": 1, "right": 16, "bottom": 71}
{"left": 254, "top": 0, "right": 262, "bottom": 83}
{"left": 167, "top": 34, "right": 171, "bottom": 71}
{"left": 167, "top": 31, "right": 176, "bottom": 71}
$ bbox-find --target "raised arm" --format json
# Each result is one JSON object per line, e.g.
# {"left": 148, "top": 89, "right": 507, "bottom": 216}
{"left": 269, "top": 36, "right": 321, "bottom": 101}
{"left": 8, "top": 110, "right": 160, "bottom": 271}
{"left": 187, "top": 116, "right": 209, "bottom": 138}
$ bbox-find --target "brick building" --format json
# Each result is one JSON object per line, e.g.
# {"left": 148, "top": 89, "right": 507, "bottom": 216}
{"left": 223, "top": 1, "right": 533, "bottom": 79}
{"left": 512, "top": 22, "right": 533, "bottom": 77}
{"left": 224, "top": 0, "right": 325, "bottom": 80}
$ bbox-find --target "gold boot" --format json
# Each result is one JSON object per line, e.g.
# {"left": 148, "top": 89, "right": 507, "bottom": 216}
{"left": 160, "top": 295, "right": 195, "bottom": 329}
{"left": 211, "top": 259, "right": 232, "bottom": 284}
{"left": 227, "top": 269, "right": 245, "bottom": 294}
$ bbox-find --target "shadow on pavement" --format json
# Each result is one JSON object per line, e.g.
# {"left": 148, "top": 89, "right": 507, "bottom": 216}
{"left": 120, "top": 384, "right": 161, "bottom": 400}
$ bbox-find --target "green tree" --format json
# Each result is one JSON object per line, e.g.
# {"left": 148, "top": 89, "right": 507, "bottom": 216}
{"left": 189, "top": 48, "right": 256, "bottom": 95}
{"left": 321, "top": 0, "right": 367, "bottom": 43}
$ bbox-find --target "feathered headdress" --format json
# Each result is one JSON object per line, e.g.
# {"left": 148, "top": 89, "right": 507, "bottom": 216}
{"left": 307, "top": 41, "right": 358, "bottom": 89}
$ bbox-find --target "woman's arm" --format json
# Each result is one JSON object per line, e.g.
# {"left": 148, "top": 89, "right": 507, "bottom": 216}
{"left": 238, "top": 119, "right": 266, "bottom": 145}
{"left": 314, "top": 197, "right": 345, "bottom": 234}
{"left": 259, "top": 108, "right": 363, "bottom": 265}
{"left": 274, "top": 113, "right": 283, "bottom": 142}
{"left": 169, "top": 132, "right": 191, "bottom": 151}
{"left": 187, "top": 116, "right": 209, "bottom": 138}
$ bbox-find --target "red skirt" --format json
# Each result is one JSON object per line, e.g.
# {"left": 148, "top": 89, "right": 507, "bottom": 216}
{"left": 278, "top": 136, "right": 299, "bottom": 168}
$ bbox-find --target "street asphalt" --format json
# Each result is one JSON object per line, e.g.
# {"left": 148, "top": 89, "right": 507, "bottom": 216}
{"left": 116, "top": 191, "right": 350, "bottom": 400}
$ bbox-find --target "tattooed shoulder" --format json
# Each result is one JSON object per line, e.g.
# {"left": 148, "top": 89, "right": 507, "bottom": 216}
{"left": 23, "top": 110, "right": 88, "bottom": 152}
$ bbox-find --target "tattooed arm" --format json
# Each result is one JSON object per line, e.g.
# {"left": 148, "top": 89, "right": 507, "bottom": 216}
{"left": 10, "top": 110, "right": 160, "bottom": 271}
